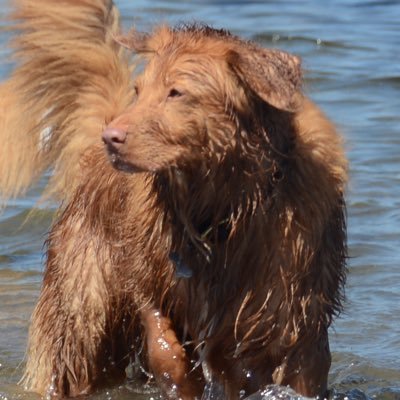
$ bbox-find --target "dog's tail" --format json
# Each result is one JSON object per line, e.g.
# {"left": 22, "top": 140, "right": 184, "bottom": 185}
{"left": 0, "top": 0, "right": 135, "bottom": 204}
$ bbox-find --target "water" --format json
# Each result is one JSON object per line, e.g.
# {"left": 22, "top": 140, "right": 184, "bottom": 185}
{"left": 1, "top": 0, "right": 399, "bottom": 399}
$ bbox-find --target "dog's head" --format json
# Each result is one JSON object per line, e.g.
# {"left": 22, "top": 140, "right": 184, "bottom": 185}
{"left": 102, "top": 25, "right": 302, "bottom": 173}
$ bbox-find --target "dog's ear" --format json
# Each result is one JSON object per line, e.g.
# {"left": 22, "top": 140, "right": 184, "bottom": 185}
{"left": 227, "top": 45, "right": 302, "bottom": 111}
{"left": 113, "top": 29, "right": 151, "bottom": 53}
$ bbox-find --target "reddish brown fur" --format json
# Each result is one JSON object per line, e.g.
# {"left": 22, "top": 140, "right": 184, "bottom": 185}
{"left": 1, "top": 2, "right": 347, "bottom": 399}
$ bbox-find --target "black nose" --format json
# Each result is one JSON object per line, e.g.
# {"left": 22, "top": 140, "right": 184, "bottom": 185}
{"left": 102, "top": 127, "right": 127, "bottom": 148}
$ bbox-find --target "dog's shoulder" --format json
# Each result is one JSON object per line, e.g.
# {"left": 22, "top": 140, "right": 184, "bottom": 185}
{"left": 292, "top": 94, "right": 348, "bottom": 187}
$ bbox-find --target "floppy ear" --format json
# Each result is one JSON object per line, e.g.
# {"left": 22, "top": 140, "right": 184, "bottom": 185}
{"left": 227, "top": 44, "right": 302, "bottom": 111}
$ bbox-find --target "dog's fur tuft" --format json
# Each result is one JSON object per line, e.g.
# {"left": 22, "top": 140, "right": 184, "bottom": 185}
{"left": 1, "top": 4, "right": 347, "bottom": 399}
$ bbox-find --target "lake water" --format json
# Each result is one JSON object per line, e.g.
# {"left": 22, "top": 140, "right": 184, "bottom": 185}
{"left": 0, "top": 0, "right": 399, "bottom": 399}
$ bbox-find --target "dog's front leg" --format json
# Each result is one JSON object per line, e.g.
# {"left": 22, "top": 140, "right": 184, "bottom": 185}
{"left": 22, "top": 210, "right": 127, "bottom": 398}
{"left": 272, "top": 330, "right": 331, "bottom": 398}
{"left": 141, "top": 306, "right": 203, "bottom": 399}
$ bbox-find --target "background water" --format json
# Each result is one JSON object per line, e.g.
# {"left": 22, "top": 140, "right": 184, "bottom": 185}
{"left": 0, "top": 0, "right": 399, "bottom": 399}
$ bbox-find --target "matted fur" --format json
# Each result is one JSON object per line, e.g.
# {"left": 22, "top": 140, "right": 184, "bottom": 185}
{"left": 1, "top": 3, "right": 347, "bottom": 399}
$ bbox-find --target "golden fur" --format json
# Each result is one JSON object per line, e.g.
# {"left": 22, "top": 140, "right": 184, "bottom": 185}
{"left": 1, "top": 1, "right": 347, "bottom": 399}
{"left": 0, "top": 0, "right": 133, "bottom": 203}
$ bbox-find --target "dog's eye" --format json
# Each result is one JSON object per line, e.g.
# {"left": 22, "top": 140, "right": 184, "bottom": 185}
{"left": 134, "top": 85, "right": 140, "bottom": 96}
{"left": 168, "top": 88, "right": 183, "bottom": 98}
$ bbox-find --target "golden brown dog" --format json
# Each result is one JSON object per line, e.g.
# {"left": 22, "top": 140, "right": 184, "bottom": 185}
{"left": 0, "top": 1, "right": 347, "bottom": 398}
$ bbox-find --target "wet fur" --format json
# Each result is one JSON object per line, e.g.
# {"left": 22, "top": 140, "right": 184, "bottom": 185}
{"left": 1, "top": 1, "right": 347, "bottom": 398}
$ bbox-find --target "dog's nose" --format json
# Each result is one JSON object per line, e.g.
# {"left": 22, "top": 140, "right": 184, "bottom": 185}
{"left": 102, "top": 127, "right": 127, "bottom": 148}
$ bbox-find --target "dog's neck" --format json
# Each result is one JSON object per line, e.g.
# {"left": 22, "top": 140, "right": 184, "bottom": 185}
{"left": 152, "top": 150, "right": 284, "bottom": 269}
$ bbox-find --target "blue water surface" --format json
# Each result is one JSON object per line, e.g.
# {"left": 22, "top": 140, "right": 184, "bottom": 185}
{"left": 0, "top": 1, "right": 399, "bottom": 399}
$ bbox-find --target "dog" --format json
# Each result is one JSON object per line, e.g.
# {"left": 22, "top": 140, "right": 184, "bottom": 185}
{"left": 0, "top": 1, "right": 347, "bottom": 398}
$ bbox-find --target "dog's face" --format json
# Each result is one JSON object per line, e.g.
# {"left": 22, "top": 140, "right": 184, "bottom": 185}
{"left": 102, "top": 26, "right": 302, "bottom": 173}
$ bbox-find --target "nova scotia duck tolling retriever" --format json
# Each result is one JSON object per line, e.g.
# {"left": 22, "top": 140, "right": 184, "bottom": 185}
{"left": 0, "top": 1, "right": 347, "bottom": 399}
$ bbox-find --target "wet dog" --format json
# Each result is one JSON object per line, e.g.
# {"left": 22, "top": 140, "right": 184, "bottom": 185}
{"left": 1, "top": 1, "right": 347, "bottom": 398}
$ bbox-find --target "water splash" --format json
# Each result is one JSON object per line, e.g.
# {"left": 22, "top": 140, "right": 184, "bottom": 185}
{"left": 44, "top": 374, "right": 58, "bottom": 400}
{"left": 242, "top": 385, "right": 313, "bottom": 400}
{"left": 200, "top": 362, "right": 226, "bottom": 400}
{"left": 201, "top": 380, "right": 226, "bottom": 400}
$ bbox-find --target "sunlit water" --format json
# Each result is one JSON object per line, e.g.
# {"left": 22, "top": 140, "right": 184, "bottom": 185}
{"left": 1, "top": 0, "right": 400, "bottom": 399}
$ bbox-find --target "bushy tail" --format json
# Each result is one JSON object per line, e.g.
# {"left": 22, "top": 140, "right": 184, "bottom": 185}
{"left": 0, "top": 0, "right": 135, "bottom": 203}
